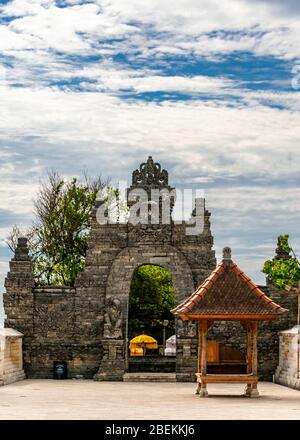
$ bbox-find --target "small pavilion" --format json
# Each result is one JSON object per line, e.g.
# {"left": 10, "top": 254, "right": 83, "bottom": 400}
{"left": 172, "top": 247, "right": 287, "bottom": 397}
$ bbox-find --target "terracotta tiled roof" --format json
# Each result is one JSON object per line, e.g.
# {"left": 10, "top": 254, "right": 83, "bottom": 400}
{"left": 172, "top": 253, "right": 287, "bottom": 320}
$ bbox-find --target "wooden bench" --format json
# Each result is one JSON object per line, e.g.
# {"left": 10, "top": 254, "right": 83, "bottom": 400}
{"left": 196, "top": 373, "right": 258, "bottom": 384}
{"left": 195, "top": 373, "right": 259, "bottom": 397}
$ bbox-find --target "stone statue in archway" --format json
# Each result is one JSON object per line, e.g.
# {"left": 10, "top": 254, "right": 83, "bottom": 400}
{"left": 103, "top": 298, "right": 123, "bottom": 339}
{"left": 177, "top": 317, "right": 197, "bottom": 338}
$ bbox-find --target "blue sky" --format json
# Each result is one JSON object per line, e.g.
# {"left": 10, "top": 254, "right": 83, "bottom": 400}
{"left": 0, "top": 0, "right": 300, "bottom": 324}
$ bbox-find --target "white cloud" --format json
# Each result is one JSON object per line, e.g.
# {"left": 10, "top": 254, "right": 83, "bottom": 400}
{"left": 0, "top": 85, "right": 299, "bottom": 181}
{"left": 0, "top": 181, "right": 38, "bottom": 216}
{"left": 0, "top": 0, "right": 299, "bottom": 60}
{"left": 0, "top": 0, "right": 299, "bottom": 300}
{"left": 1, "top": 1, "right": 138, "bottom": 54}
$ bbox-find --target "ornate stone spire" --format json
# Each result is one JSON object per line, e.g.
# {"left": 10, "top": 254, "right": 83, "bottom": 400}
{"left": 222, "top": 246, "right": 232, "bottom": 261}
{"left": 127, "top": 156, "right": 175, "bottom": 225}
{"left": 275, "top": 238, "right": 290, "bottom": 260}
{"left": 132, "top": 156, "right": 169, "bottom": 188}
{"left": 14, "top": 237, "right": 30, "bottom": 261}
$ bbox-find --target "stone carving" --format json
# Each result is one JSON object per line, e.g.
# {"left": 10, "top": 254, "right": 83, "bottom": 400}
{"left": 275, "top": 237, "right": 290, "bottom": 260}
{"left": 4, "top": 156, "right": 219, "bottom": 382}
{"left": 34, "top": 301, "right": 74, "bottom": 336}
{"left": 103, "top": 298, "right": 123, "bottom": 339}
{"left": 132, "top": 156, "right": 168, "bottom": 187}
{"left": 177, "top": 318, "right": 197, "bottom": 338}
{"left": 128, "top": 156, "right": 175, "bottom": 224}
{"left": 14, "top": 237, "right": 31, "bottom": 261}
{"left": 223, "top": 246, "right": 232, "bottom": 260}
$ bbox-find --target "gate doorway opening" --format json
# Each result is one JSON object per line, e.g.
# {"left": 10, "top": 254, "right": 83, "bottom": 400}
{"left": 127, "top": 265, "right": 175, "bottom": 373}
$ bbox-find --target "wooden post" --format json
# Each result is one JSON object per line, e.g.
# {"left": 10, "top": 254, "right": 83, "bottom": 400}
{"left": 201, "top": 320, "right": 207, "bottom": 374}
{"left": 197, "top": 320, "right": 202, "bottom": 374}
{"left": 199, "top": 320, "right": 208, "bottom": 397}
{"left": 244, "top": 321, "right": 259, "bottom": 397}
{"left": 244, "top": 321, "right": 253, "bottom": 396}
{"left": 246, "top": 322, "right": 253, "bottom": 374}
{"left": 252, "top": 321, "right": 258, "bottom": 377}
{"left": 195, "top": 320, "right": 202, "bottom": 394}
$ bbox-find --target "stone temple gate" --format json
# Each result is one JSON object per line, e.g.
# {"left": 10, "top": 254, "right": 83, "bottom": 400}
{"left": 3, "top": 157, "right": 298, "bottom": 381}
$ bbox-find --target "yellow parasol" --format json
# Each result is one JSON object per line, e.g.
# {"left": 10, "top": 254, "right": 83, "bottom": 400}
{"left": 129, "top": 334, "right": 158, "bottom": 356}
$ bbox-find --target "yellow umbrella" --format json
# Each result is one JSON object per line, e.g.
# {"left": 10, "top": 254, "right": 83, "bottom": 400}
{"left": 129, "top": 334, "right": 158, "bottom": 356}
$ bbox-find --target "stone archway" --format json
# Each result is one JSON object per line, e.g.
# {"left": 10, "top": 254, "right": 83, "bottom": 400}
{"left": 94, "top": 244, "right": 196, "bottom": 381}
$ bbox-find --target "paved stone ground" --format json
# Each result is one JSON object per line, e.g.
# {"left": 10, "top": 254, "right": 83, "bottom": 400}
{"left": 0, "top": 380, "right": 299, "bottom": 420}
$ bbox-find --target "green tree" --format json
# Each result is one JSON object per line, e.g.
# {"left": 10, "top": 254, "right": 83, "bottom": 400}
{"left": 263, "top": 235, "right": 300, "bottom": 326}
{"left": 6, "top": 171, "right": 117, "bottom": 286}
{"left": 33, "top": 172, "right": 104, "bottom": 285}
{"left": 262, "top": 235, "right": 300, "bottom": 289}
{"left": 128, "top": 265, "right": 175, "bottom": 339}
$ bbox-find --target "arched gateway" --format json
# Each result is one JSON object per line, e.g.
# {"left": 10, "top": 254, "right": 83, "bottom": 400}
{"left": 91, "top": 157, "right": 216, "bottom": 381}
{"left": 4, "top": 157, "right": 216, "bottom": 381}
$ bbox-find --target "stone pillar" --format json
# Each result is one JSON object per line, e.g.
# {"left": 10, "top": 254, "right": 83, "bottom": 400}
{"left": 0, "top": 334, "right": 4, "bottom": 386}
{"left": 4, "top": 238, "right": 35, "bottom": 335}
{"left": 94, "top": 296, "right": 126, "bottom": 381}
{"left": 3, "top": 238, "right": 35, "bottom": 375}
{"left": 275, "top": 325, "right": 300, "bottom": 390}
{"left": 94, "top": 339, "right": 126, "bottom": 381}
{"left": 176, "top": 318, "right": 198, "bottom": 382}
{"left": 0, "top": 328, "right": 26, "bottom": 386}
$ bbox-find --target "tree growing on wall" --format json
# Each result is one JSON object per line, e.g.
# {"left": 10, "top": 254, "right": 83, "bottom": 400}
{"left": 263, "top": 234, "right": 300, "bottom": 325}
{"left": 7, "top": 171, "right": 109, "bottom": 286}
{"left": 263, "top": 235, "right": 300, "bottom": 289}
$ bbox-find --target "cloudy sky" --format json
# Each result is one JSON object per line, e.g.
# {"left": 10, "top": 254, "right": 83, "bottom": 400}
{"left": 0, "top": 0, "right": 300, "bottom": 324}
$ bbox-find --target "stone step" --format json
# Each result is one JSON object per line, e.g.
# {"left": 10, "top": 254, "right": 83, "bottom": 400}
{"left": 3, "top": 370, "right": 26, "bottom": 386}
{"left": 4, "top": 368, "right": 19, "bottom": 374}
{"left": 123, "top": 372, "right": 176, "bottom": 382}
{"left": 3, "top": 361, "right": 19, "bottom": 374}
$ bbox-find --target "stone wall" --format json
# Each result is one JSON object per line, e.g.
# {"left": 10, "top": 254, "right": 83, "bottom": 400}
{"left": 275, "top": 326, "right": 300, "bottom": 390}
{"left": 4, "top": 226, "right": 298, "bottom": 382}
{"left": 4, "top": 223, "right": 298, "bottom": 382}
{"left": 205, "top": 282, "right": 298, "bottom": 381}
{"left": 3, "top": 206, "right": 216, "bottom": 381}
{"left": 3, "top": 158, "right": 297, "bottom": 382}
{"left": 0, "top": 328, "right": 25, "bottom": 386}
{"left": 258, "top": 282, "right": 298, "bottom": 380}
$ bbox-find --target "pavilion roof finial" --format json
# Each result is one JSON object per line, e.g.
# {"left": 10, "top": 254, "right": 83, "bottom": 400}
{"left": 222, "top": 246, "right": 232, "bottom": 261}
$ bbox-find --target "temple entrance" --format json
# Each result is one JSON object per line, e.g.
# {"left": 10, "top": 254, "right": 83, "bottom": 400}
{"left": 127, "top": 265, "right": 176, "bottom": 373}
{"left": 95, "top": 243, "right": 197, "bottom": 381}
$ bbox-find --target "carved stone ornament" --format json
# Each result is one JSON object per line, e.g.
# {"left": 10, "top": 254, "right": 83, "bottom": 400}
{"left": 275, "top": 238, "right": 290, "bottom": 260}
{"left": 132, "top": 156, "right": 168, "bottom": 188}
{"left": 103, "top": 297, "right": 123, "bottom": 339}
{"left": 222, "top": 246, "right": 232, "bottom": 260}
{"left": 177, "top": 318, "right": 197, "bottom": 338}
